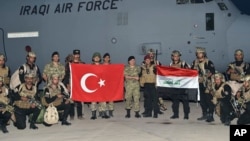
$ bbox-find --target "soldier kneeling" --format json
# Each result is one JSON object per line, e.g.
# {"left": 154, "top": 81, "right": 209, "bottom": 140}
{"left": 41, "top": 74, "right": 71, "bottom": 126}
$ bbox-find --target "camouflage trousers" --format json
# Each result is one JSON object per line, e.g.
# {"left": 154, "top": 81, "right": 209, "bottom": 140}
{"left": 91, "top": 102, "right": 107, "bottom": 112}
{"left": 125, "top": 85, "right": 140, "bottom": 112}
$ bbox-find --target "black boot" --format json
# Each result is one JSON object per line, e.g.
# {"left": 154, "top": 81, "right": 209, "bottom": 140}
{"left": 170, "top": 114, "right": 179, "bottom": 119}
{"left": 206, "top": 113, "right": 214, "bottom": 122}
{"left": 224, "top": 116, "right": 231, "bottom": 126}
{"left": 102, "top": 111, "right": 110, "bottom": 119}
{"left": 109, "top": 110, "right": 114, "bottom": 117}
{"left": 143, "top": 111, "right": 152, "bottom": 118}
{"left": 135, "top": 111, "right": 141, "bottom": 118}
{"left": 62, "top": 120, "right": 71, "bottom": 126}
{"left": 1, "top": 123, "right": 9, "bottom": 133}
{"left": 184, "top": 113, "right": 189, "bottom": 120}
{"left": 98, "top": 111, "right": 103, "bottom": 117}
{"left": 197, "top": 112, "right": 207, "bottom": 120}
{"left": 91, "top": 111, "right": 97, "bottom": 120}
{"left": 125, "top": 109, "right": 131, "bottom": 118}
{"left": 30, "top": 122, "right": 38, "bottom": 130}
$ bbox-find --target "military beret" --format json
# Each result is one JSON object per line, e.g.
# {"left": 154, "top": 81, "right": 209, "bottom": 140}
{"left": 73, "top": 49, "right": 80, "bottom": 55}
{"left": 128, "top": 56, "right": 135, "bottom": 62}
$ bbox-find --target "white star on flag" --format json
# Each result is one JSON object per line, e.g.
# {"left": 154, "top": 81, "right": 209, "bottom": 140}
{"left": 98, "top": 79, "right": 105, "bottom": 87}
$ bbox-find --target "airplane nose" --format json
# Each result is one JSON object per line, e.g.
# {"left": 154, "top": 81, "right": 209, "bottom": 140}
{"left": 227, "top": 15, "right": 250, "bottom": 60}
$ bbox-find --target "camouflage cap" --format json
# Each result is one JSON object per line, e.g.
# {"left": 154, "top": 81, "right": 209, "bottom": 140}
{"left": 171, "top": 50, "right": 182, "bottom": 56}
{"left": 92, "top": 52, "right": 101, "bottom": 59}
{"left": 25, "top": 73, "right": 35, "bottom": 78}
{"left": 234, "top": 49, "right": 244, "bottom": 55}
{"left": 28, "top": 51, "right": 36, "bottom": 57}
{"left": 196, "top": 47, "right": 206, "bottom": 53}
{"left": 0, "top": 76, "right": 3, "bottom": 82}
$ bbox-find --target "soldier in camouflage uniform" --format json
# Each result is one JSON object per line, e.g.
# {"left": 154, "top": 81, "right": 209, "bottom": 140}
{"left": 0, "top": 76, "right": 12, "bottom": 133}
{"left": 124, "top": 56, "right": 141, "bottom": 118}
{"left": 191, "top": 47, "right": 215, "bottom": 121}
{"left": 237, "top": 75, "right": 250, "bottom": 125}
{"left": 102, "top": 53, "right": 115, "bottom": 117}
{"left": 13, "top": 73, "right": 41, "bottom": 130}
{"left": 18, "top": 52, "right": 42, "bottom": 87}
{"left": 141, "top": 49, "right": 166, "bottom": 115}
{"left": 226, "top": 49, "right": 249, "bottom": 82}
{"left": 90, "top": 52, "right": 109, "bottom": 119}
{"left": 210, "top": 73, "right": 234, "bottom": 125}
{"left": 42, "top": 74, "right": 71, "bottom": 126}
{"left": 0, "top": 54, "right": 11, "bottom": 87}
{"left": 42, "top": 51, "right": 65, "bottom": 84}
{"left": 64, "top": 50, "right": 84, "bottom": 120}
{"left": 140, "top": 55, "right": 159, "bottom": 118}
{"left": 169, "top": 50, "right": 190, "bottom": 120}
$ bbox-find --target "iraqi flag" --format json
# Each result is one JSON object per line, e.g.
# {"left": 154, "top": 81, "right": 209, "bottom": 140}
{"left": 156, "top": 66, "right": 199, "bottom": 89}
{"left": 70, "top": 64, "right": 124, "bottom": 102}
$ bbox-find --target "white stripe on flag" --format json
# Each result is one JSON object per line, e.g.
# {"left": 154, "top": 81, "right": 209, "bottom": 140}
{"left": 156, "top": 75, "right": 199, "bottom": 89}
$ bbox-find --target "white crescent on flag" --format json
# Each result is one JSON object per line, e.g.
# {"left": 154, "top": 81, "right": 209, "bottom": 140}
{"left": 80, "top": 73, "right": 98, "bottom": 93}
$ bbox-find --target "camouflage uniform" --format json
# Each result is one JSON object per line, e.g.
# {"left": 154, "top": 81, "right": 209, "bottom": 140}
{"left": 42, "top": 74, "right": 71, "bottom": 125}
{"left": 191, "top": 47, "right": 215, "bottom": 121}
{"left": 43, "top": 52, "right": 65, "bottom": 84}
{"left": 102, "top": 53, "right": 115, "bottom": 117}
{"left": 140, "top": 55, "right": 159, "bottom": 118}
{"left": 13, "top": 73, "right": 41, "bottom": 130}
{"left": 0, "top": 54, "right": 11, "bottom": 87}
{"left": 124, "top": 56, "right": 141, "bottom": 118}
{"left": 0, "top": 76, "right": 12, "bottom": 133}
{"left": 18, "top": 52, "right": 42, "bottom": 86}
{"left": 169, "top": 50, "right": 190, "bottom": 119}
{"left": 90, "top": 52, "right": 110, "bottom": 119}
{"left": 237, "top": 75, "right": 250, "bottom": 125}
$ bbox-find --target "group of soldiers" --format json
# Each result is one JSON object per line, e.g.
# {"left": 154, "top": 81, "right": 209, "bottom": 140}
{"left": 1, "top": 47, "right": 250, "bottom": 134}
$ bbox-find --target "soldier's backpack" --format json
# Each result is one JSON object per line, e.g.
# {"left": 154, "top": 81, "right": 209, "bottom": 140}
{"left": 9, "top": 64, "right": 27, "bottom": 90}
{"left": 44, "top": 104, "right": 59, "bottom": 125}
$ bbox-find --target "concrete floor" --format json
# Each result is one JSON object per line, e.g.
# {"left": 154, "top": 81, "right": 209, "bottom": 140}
{"left": 1, "top": 98, "right": 235, "bottom": 141}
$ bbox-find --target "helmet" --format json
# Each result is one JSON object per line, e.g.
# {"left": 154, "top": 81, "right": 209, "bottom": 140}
{"left": 147, "top": 48, "right": 155, "bottom": 54}
{"left": 92, "top": 52, "right": 101, "bottom": 59}
{"left": 196, "top": 47, "right": 206, "bottom": 53}
{"left": 0, "top": 54, "right": 5, "bottom": 60}
{"left": 28, "top": 52, "right": 36, "bottom": 57}
{"left": 171, "top": 50, "right": 181, "bottom": 56}
{"left": 234, "top": 49, "right": 244, "bottom": 56}
{"left": 213, "top": 73, "right": 225, "bottom": 82}
{"left": 25, "top": 73, "right": 35, "bottom": 78}
{"left": 242, "top": 75, "right": 250, "bottom": 82}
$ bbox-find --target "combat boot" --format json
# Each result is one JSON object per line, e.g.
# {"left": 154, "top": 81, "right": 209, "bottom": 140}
{"left": 109, "top": 110, "right": 114, "bottom": 117}
{"left": 102, "top": 111, "right": 110, "bottom": 119}
{"left": 197, "top": 112, "right": 207, "bottom": 120}
{"left": 184, "top": 113, "right": 189, "bottom": 120}
{"left": 125, "top": 109, "right": 131, "bottom": 118}
{"left": 170, "top": 114, "right": 179, "bottom": 119}
{"left": 1, "top": 123, "right": 9, "bottom": 133}
{"left": 143, "top": 111, "right": 152, "bottom": 118}
{"left": 206, "top": 113, "right": 214, "bottom": 122}
{"left": 62, "top": 120, "right": 71, "bottom": 126}
{"left": 30, "top": 122, "right": 38, "bottom": 130}
{"left": 90, "top": 110, "right": 97, "bottom": 120}
{"left": 135, "top": 111, "right": 141, "bottom": 118}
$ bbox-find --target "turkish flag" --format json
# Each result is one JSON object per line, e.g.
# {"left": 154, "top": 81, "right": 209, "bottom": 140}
{"left": 70, "top": 64, "right": 124, "bottom": 102}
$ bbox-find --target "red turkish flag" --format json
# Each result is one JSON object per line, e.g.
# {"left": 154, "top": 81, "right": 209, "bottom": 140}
{"left": 70, "top": 64, "right": 124, "bottom": 102}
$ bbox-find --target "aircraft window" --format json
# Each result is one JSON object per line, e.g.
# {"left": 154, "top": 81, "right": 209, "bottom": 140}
{"left": 191, "top": 0, "right": 204, "bottom": 3}
{"left": 217, "top": 3, "right": 228, "bottom": 11}
{"left": 206, "top": 13, "right": 214, "bottom": 31}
